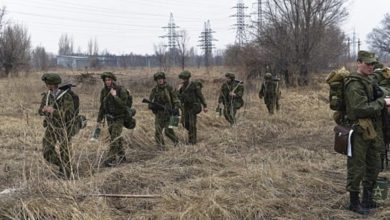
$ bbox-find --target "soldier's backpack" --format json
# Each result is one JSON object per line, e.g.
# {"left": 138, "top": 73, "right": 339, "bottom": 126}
{"left": 326, "top": 67, "right": 351, "bottom": 112}
{"left": 122, "top": 88, "right": 136, "bottom": 129}
{"left": 192, "top": 80, "right": 204, "bottom": 114}
{"left": 58, "top": 84, "right": 87, "bottom": 136}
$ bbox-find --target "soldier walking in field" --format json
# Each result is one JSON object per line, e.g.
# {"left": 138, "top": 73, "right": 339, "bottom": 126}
{"left": 177, "top": 70, "right": 208, "bottom": 144}
{"left": 259, "top": 73, "right": 281, "bottom": 114}
{"left": 97, "top": 72, "right": 129, "bottom": 167}
{"left": 218, "top": 72, "right": 244, "bottom": 126}
{"left": 344, "top": 51, "right": 390, "bottom": 215}
{"left": 148, "top": 72, "right": 180, "bottom": 147}
{"left": 39, "top": 73, "right": 75, "bottom": 178}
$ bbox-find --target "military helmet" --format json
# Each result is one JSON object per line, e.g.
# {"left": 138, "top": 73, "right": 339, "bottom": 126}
{"left": 179, "top": 70, "right": 191, "bottom": 79}
{"left": 154, "top": 71, "right": 166, "bottom": 81}
{"left": 101, "top": 72, "right": 117, "bottom": 81}
{"left": 41, "top": 73, "right": 62, "bottom": 85}
{"left": 265, "top": 73, "right": 272, "bottom": 79}
{"left": 225, "top": 72, "right": 235, "bottom": 79}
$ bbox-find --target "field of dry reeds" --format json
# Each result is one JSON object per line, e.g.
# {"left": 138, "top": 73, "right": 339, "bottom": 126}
{"left": 0, "top": 67, "right": 389, "bottom": 219}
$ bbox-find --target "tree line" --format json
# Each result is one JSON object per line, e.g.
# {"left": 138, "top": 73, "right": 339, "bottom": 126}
{"left": 1, "top": 2, "right": 390, "bottom": 83}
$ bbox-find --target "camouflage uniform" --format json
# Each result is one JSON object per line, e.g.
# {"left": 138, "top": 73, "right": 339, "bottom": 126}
{"left": 97, "top": 72, "right": 129, "bottom": 165}
{"left": 344, "top": 51, "right": 385, "bottom": 214}
{"left": 259, "top": 73, "right": 280, "bottom": 114}
{"left": 370, "top": 62, "right": 390, "bottom": 171}
{"left": 177, "top": 70, "right": 207, "bottom": 144}
{"left": 39, "top": 73, "right": 74, "bottom": 177}
{"left": 218, "top": 73, "right": 244, "bottom": 125}
{"left": 149, "top": 72, "right": 180, "bottom": 146}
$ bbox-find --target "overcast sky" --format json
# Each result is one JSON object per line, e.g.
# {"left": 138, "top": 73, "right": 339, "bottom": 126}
{"left": 0, "top": 0, "right": 389, "bottom": 55}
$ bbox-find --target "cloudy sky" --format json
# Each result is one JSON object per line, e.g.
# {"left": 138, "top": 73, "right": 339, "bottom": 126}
{"left": 0, "top": 0, "right": 389, "bottom": 55}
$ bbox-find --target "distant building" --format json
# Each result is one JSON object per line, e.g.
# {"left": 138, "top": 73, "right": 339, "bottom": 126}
{"left": 56, "top": 55, "right": 119, "bottom": 69}
{"left": 57, "top": 55, "right": 89, "bottom": 69}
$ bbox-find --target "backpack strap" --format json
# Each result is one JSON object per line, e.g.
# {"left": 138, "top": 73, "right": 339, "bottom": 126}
{"left": 46, "top": 90, "right": 51, "bottom": 106}
{"left": 56, "top": 89, "right": 70, "bottom": 101}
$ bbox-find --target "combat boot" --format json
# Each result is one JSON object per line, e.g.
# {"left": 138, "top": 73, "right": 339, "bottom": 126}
{"left": 362, "top": 187, "right": 378, "bottom": 209}
{"left": 349, "top": 192, "right": 369, "bottom": 215}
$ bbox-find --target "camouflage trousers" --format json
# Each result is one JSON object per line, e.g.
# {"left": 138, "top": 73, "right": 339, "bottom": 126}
{"left": 347, "top": 132, "right": 382, "bottom": 192}
{"left": 155, "top": 113, "right": 178, "bottom": 146}
{"left": 182, "top": 110, "right": 197, "bottom": 144}
{"left": 107, "top": 118, "right": 125, "bottom": 161}
{"left": 223, "top": 104, "right": 237, "bottom": 125}
{"left": 42, "top": 126, "right": 72, "bottom": 176}
{"left": 264, "top": 96, "right": 277, "bottom": 114}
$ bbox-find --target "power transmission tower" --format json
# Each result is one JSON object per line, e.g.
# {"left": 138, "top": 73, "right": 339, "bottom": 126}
{"left": 251, "top": 0, "right": 263, "bottom": 36}
{"left": 231, "top": 0, "right": 250, "bottom": 46}
{"left": 198, "top": 20, "right": 217, "bottom": 68}
{"left": 160, "top": 13, "right": 182, "bottom": 64}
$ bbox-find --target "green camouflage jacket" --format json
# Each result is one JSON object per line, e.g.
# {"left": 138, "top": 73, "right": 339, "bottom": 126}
{"left": 149, "top": 83, "right": 180, "bottom": 114}
{"left": 344, "top": 72, "right": 385, "bottom": 122}
{"left": 38, "top": 89, "right": 75, "bottom": 127}
{"left": 218, "top": 81, "right": 244, "bottom": 106}
{"left": 178, "top": 81, "right": 207, "bottom": 109}
{"left": 259, "top": 79, "right": 279, "bottom": 99}
{"left": 97, "top": 84, "right": 128, "bottom": 122}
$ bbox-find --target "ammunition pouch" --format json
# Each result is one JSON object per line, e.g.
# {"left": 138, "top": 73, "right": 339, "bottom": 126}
{"left": 357, "top": 118, "right": 377, "bottom": 140}
{"left": 334, "top": 124, "right": 353, "bottom": 155}
{"left": 124, "top": 107, "right": 136, "bottom": 129}
{"left": 192, "top": 103, "right": 202, "bottom": 114}
{"left": 233, "top": 97, "right": 244, "bottom": 109}
{"left": 124, "top": 117, "right": 136, "bottom": 129}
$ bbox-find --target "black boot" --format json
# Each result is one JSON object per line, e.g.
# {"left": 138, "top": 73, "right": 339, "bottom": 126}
{"left": 362, "top": 188, "right": 378, "bottom": 209}
{"left": 349, "top": 192, "right": 369, "bottom": 215}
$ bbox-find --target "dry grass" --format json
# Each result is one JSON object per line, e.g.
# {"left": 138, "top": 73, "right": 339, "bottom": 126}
{"left": 0, "top": 67, "right": 389, "bottom": 219}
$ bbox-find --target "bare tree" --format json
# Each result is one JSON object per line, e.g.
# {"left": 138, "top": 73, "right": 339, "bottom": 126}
{"left": 176, "top": 30, "right": 190, "bottom": 70}
{"left": 31, "top": 46, "right": 49, "bottom": 70}
{"left": 258, "top": 0, "right": 348, "bottom": 86}
{"left": 0, "top": 24, "right": 31, "bottom": 76}
{"left": 58, "top": 33, "right": 74, "bottom": 55}
{"left": 368, "top": 13, "right": 390, "bottom": 54}
{"left": 154, "top": 42, "right": 168, "bottom": 71}
{"left": 93, "top": 37, "right": 99, "bottom": 55}
{"left": 0, "top": 6, "right": 6, "bottom": 31}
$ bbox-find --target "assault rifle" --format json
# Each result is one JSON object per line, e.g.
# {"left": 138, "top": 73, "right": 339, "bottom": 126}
{"left": 142, "top": 98, "right": 179, "bottom": 116}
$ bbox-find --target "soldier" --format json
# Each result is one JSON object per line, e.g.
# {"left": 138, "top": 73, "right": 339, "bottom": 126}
{"left": 149, "top": 72, "right": 180, "bottom": 147}
{"left": 97, "top": 72, "right": 129, "bottom": 167}
{"left": 218, "top": 72, "right": 244, "bottom": 126}
{"left": 39, "top": 73, "right": 74, "bottom": 178}
{"left": 344, "top": 51, "right": 390, "bottom": 214}
{"left": 177, "top": 70, "right": 208, "bottom": 144}
{"left": 259, "top": 73, "right": 280, "bottom": 114}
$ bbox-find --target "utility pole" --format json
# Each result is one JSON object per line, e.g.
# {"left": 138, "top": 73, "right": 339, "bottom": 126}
{"left": 198, "top": 20, "right": 217, "bottom": 68}
{"left": 231, "top": 0, "right": 250, "bottom": 46}
{"left": 160, "top": 13, "right": 181, "bottom": 65}
{"left": 352, "top": 30, "right": 356, "bottom": 59}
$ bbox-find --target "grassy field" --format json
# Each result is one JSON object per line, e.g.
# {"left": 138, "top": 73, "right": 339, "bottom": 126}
{"left": 0, "top": 67, "right": 389, "bottom": 219}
